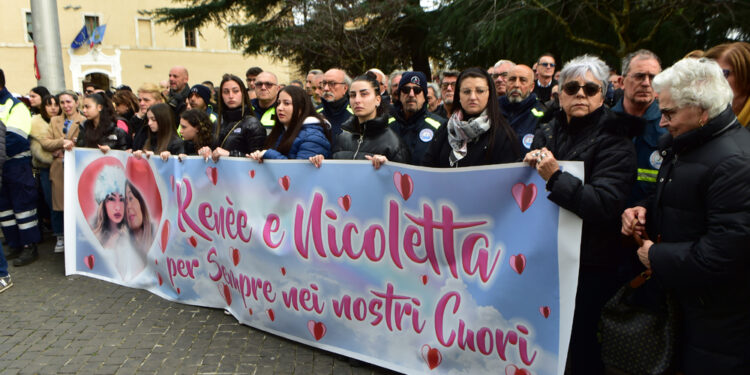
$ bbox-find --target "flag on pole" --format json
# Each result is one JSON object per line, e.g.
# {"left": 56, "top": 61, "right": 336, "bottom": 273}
{"left": 33, "top": 45, "right": 40, "bottom": 80}
{"left": 90, "top": 25, "right": 107, "bottom": 48}
{"left": 70, "top": 25, "right": 89, "bottom": 49}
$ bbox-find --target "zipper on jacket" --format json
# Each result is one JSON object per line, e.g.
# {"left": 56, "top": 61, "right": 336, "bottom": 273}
{"left": 352, "top": 124, "right": 365, "bottom": 159}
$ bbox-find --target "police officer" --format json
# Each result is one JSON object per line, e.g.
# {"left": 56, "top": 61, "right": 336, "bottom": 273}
{"left": 250, "top": 71, "right": 279, "bottom": 131}
{"left": 499, "top": 65, "right": 546, "bottom": 151}
{"left": 389, "top": 71, "right": 446, "bottom": 165}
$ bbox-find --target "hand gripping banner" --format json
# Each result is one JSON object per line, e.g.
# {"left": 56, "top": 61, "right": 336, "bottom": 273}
{"left": 64, "top": 149, "right": 582, "bottom": 375}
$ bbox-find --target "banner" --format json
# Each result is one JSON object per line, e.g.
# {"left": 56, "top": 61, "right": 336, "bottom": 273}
{"left": 65, "top": 149, "right": 582, "bottom": 375}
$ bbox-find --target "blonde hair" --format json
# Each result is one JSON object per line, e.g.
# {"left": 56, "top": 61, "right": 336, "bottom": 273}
{"left": 137, "top": 82, "right": 166, "bottom": 103}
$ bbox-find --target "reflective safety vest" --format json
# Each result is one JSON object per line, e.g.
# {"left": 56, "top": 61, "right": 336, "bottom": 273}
{"left": 260, "top": 107, "right": 276, "bottom": 128}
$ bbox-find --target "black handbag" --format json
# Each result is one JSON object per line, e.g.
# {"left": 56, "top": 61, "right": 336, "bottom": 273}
{"left": 599, "top": 269, "right": 678, "bottom": 375}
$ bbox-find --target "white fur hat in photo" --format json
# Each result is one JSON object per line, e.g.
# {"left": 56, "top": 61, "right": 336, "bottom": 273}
{"left": 94, "top": 165, "right": 126, "bottom": 204}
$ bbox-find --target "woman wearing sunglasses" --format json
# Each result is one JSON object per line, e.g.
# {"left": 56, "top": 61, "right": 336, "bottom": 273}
{"left": 704, "top": 42, "right": 750, "bottom": 126}
{"left": 524, "top": 55, "right": 638, "bottom": 374}
{"left": 422, "top": 67, "right": 520, "bottom": 167}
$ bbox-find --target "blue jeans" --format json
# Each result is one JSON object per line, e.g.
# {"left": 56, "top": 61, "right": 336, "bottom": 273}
{"left": 0, "top": 242, "right": 7, "bottom": 277}
{"left": 39, "top": 168, "right": 63, "bottom": 235}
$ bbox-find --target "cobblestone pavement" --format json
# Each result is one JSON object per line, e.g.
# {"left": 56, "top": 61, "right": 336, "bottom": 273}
{"left": 0, "top": 236, "right": 397, "bottom": 375}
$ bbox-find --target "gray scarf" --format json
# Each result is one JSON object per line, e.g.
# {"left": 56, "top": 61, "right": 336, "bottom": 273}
{"left": 447, "top": 110, "right": 491, "bottom": 166}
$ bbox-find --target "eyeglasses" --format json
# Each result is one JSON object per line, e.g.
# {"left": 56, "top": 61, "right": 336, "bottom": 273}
{"left": 440, "top": 82, "right": 456, "bottom": 89}
{"left": 562, "top": 81, "right": 601, "bottom": 96}
{"left": 629, "top": 72, "right": 656, "bottom": 83}
{"left": 321, "top": 81, "right": 345, "bottom": 88}
{"left": 399, "top": 85, "right": 423, "bottom": 95}
{"left": 539, "top": 62, "right": 556, "bottom": 68}
{"left": 491, "top": 72, "right": 509, "bottom": 80}
{"left": 660, "top": 107, "right": 678, "bottom": 122}
{"left": 255, "top": 81, "right": 277, "bottom": 88}
{"left": 722, "top": 69, "right": 731, "bottom": 78}
{"left": 460, "top": 87, "right": 489, "bottom": 96}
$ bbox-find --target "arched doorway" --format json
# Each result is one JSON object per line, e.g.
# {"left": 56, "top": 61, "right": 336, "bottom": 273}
{"left": 83, "top": 72, "right": 111, "bottom": 91}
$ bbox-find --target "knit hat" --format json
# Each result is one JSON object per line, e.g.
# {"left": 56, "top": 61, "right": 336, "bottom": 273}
{"left": 94, "top": 165, "right": 126, "bottom": 204}
{"left": 398, "top": 71, "right": 428, "bottom": 97}
{"left": 189, "top": 84, "right": 211, "bottom": 105}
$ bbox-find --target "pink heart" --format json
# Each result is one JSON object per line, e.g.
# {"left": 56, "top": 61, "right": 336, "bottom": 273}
{"left": 511, "top": 183, "right": 537, "bottom": 212}
{"left": 220, "top": 283, "right": 232, "bottom": 306}
{"left": 540, "top": 306, "right": 551, "bottom": 318}
{"left": 505, "top": 364, "right": 532, "bottom": 375}
{"left": 421, "top": 344, "right": 442, "bottom": 370}
{"left": 337, "top": 195, "right": 351, "bottom": 211}
{"left": 248, "top": 308, "right": 253, "bottom": 315}
{"left": 510, "top": 254, "right": 526, "bottom": 275}
{"left": 188, "top": 236, "right": 197, "bottom": 247}
{"left": 248, "top": 169, "right": 255, "bottom": 178}
{"left": 231, "top": 247, "right": 240, "bottom": 266}
{"left": 421, "top": 275, "right": 428, "bottom": 285}
{"left": 393, "top": 172, "right": 414, "bottom": 201}
{"left": 278, "top": 176, "right": 290, "bottom": 191}
{"left": 206, "top": 167, "right": 218, "bottom": 185}
{"left": 161, "top": 220, "right": 170, "bottom": 253}
{"left": 307, "top": 320, "right": 327, "bottom": 341}
{"left": 84, "top": 254, "right": 95, "bottom": 270}
{"left": 267, "top": 309, "right": 275, "bottom": 321}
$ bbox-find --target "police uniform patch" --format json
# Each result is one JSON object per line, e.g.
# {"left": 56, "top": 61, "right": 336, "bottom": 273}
{"left": 411, "top": 76, "right": 421, "bottom": 85}
{"left": 419, "top": 128, "right": 434, "bottom": 142}
{"left": 233, "top": 128, "right": 242, "bottom": 133}
{"left": 649, "top": 150, "right": 663, "bottom": 169}
{"left": 522, "top": 134, "right": 534, "bottom": 150}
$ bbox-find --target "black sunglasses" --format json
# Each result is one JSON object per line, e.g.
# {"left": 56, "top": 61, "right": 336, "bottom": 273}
{"left": 562, "top": 81, "right": 601, "bottom": 96}
{"left": 399, "top": 86, "right": 423, "bottom": 95}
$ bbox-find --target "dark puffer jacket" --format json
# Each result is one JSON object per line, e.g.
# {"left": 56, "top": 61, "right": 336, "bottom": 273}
{"left": 531, "top": 106, "right": 639, "bottom": 269}
{"left": 264, "top": 117, "right": 331, "bottom": 159}
{"left": 389, "top": 104, "right": 446, "bottom": 165}
{"left": 645, "top": 107, "right": 750, "bottom": 373}
{"left": 333, "top": 113, "right": 410, "bottom": 163}
{"left": 214, "top": 107, "right": 266, "bottom": 157}
{"left": 76, "top": 120, "right": 130, "bottom": 150}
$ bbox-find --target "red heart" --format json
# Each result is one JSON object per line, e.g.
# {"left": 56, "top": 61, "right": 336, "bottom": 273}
{"left": 510, "top": 254, "right": 526, "bottom": 275}
{"left": 278, "top": 176, "right": 290, "bottom": 191}
{"left": 393, "top": 172, "right": 414, "bottom": 201}
{"left": 540, "top": 306, "right": 551, "bottom": 318}
{"left": 248, "top": 308, "right": 253, "bottom": 315}
{"left": 281, "top": 267, "right": 286, "bottom": 276}
{"left": 307, "top": 320, "right": 327, "bottom": 341}
{"left": 511, "top": 183, "right": 537, "bottom": 212}
{"left": 421, "top": 275, "right": 428, "bottom": 285}
{"left": 176, "top": 288, "right": 181, "bottom": 294}
{"left": 420, "top": 344, "right": 442, "bottom": 370}
{"left": 206, "top": 167, "right": 218, "bottom": 185}
{"left": 157, "top": 272, "right": 163, "bottom": 286}
{"left": 249, "top": 170, "right": 255, "bottom": 178}
{"left": 126, "top": 157, "right": 162, "bottom": 221}
{"left": 188, "top": 236, "right": 197, "bottom": 247}
{"left": 223, "top": 284, "right": 232, "bottom": 306}
{"left": 337, "top": 195, "right": 351, "bottom": 211}
{"left": 505, "top": 364, "right": 532, "bottom": 375}
{"left": 161, "top": 220, "right": 170, "bottom": 253}
{"left": 84, "top": 254, "right": 95, "bottom": 270}
{"left": 231, "top": 247, "right": 240, "bottom": 266}
{"left": 267, "top": 309, "right": 275, "bottom": 321}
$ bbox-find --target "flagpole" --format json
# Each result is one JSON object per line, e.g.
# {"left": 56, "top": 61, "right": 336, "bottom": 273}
{"left": 30, "top": 0, "right": 66, "bottom": 93}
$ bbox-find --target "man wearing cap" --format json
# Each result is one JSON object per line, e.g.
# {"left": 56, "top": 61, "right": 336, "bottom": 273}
{"left": 499, "top": 64, "right": 546, "bottom": 151}
{"left": 250, "top": 71, "right": 279, "bottom": 130}
{"left": 188, "top": 84, "right": 218, "bottom": 124}
{"left": 389, "top": 71, "right": 446, "bottom": 165}
{"left": 317, "top": 68, "right": 353, "bottom": 138}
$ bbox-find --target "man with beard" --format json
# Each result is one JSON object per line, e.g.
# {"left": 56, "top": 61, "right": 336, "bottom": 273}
{"left": 188, "top": 84, "right": 218, "bottom": 123}
{"left": 389, "top": 71, "right": 446, "bottom": 165}
{"left": 305, "top": 69, "right": 324, "bottom": 105}
{"left": 166, "top": 66, "right": 190, "bottom": 120}
{"left": 317, "top": 68, "right": 352, "bottom": 138}
{"left": 490, "top": 60, "right": 515, "bottom": 97}
{"left": 434, "top": 70, "right": 458, "bottom": 119}
{"left": 499, "top": 65, "right": 546, "bottom": 151}
{"left": 611, "top": 49, "right": 665, "bottom": 205}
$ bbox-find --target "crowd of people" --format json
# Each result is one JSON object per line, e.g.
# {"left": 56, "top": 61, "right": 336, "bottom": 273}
{"left": 1, "top": 40, "right": 750, "bottom": 374}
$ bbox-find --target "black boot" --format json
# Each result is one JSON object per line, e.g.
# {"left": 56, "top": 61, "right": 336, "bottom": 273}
{"left": 13, "top": 244, "right": 38, "bottom": 266}
{"left": 5, "top": 247, "right": 23, "bottom": 260}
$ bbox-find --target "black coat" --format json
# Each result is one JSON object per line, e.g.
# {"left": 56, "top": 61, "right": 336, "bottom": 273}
{"left": 76, "top": 120, "right": 130, "bottom": 150}
{"left": 532, "top": 106, "right": 638, "bottom": 269}
{"left": 214, "top": 107, "right": 266, "bottom": 157}
{"left": 390, "top": 105, "right": 446, "bottom": 165}
{"left": 333, "top": 113, "right": 410, "bottom": 163}
{"left": 645, "top": 107, "right": 750, "bottom": 372}
{"left": 422, "top": 117, "right": 520, "bottom": 168}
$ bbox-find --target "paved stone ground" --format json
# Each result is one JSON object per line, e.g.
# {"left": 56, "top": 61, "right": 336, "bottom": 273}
{"left": 0, "top": 236, "right": 397, "bottom": 375}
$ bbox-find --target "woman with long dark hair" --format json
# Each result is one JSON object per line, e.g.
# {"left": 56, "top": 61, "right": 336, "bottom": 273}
{"left": 27, "top": 86, "right": 51, "bottom": 115}
{"left": 64, "top": 93, "right": 130, "bottom": 152}
{"left": 132, "top": 103, "right": 183, "bottom": 160}
{"left": 422, "top": 67, "right": 520, "bottom": 167}
{"left": 200, "top": 74, "right": 265, "bottom": 161}
{"left": 247, "top": 85, "right": 330, "bottom": 161}
{"left": 178, "top": 109, "right": 214, "bottom": 156}
{"left": 30, "top": 95, "right": 60, "bottom": 249}
{"left": 113, "top": 90, "right": 139, "bottom": 123}
{"left": 309, "top": 72, "right": 408, "bottom": 168}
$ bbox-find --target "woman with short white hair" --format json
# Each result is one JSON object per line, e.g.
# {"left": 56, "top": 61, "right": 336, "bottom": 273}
{"left": 525, "top": 54, "right": 639, "bottom": 374}
{"left": 622, "top": 57, "right": 750, "bottom": 373}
